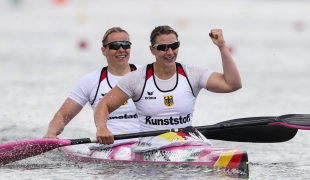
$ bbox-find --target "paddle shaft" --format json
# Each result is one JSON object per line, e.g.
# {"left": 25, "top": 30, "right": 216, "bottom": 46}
{"left": 115, "top": 115, "right": 305, "bottom": 143}
{"left": 70, "top": 138, "right": 97, "bottom": 145}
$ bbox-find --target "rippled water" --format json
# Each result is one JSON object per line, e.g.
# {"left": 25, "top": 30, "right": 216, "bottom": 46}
{"left": 1, "top": 0, "right": 310, "bottom": 179}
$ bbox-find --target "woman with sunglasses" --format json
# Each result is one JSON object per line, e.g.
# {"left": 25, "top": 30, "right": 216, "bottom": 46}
{"left": 43, "top": 27, "right": 141, "bottom": 139}
{"left": 94, "top": 25, "right": 242, "bottom": 146}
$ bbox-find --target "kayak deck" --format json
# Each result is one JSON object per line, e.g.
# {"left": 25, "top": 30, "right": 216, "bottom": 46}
{"left": 61, "top": 143, "right": 249, "bottom": 178}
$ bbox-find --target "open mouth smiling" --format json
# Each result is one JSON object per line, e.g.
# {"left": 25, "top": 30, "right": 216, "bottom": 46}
{"left": 116, "top": 55, "right": 126, "bottom": 60}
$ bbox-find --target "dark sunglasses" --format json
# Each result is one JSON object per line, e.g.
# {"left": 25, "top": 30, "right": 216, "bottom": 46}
{"left": 152, "top": 41, "right": 180, "bottom": 52}
{"left": 104, "top": 41, "right": 132, "bottom": 50}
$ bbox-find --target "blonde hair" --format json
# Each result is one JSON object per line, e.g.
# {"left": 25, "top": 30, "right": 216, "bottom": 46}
{"left": 102, "top": 27, "right": 129, "bottom": 46}
{"left": 150, "top": 25, "right": 178, "bottom": 45}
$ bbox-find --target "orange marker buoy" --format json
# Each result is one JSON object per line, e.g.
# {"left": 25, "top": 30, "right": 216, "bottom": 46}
{"left": 78, "top": 39, "right": 88, "bottom": 50}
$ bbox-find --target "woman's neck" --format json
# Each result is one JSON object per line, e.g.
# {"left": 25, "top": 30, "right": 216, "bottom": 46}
{"left": 153, "top": 62, "right": 176, "bottom": 80}
{"left": 107, "top": 63, "right": 131, "bottom": 76}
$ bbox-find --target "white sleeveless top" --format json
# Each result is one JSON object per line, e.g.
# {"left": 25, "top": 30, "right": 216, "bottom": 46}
{"left": 134, "top": 63, "right": 196, "bottom": 132}
{"left": 69, "top": 64, "right": 140, "bottom": 134}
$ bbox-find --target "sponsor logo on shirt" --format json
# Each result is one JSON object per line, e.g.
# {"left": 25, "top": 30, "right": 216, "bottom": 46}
{"left": 109, "top": 113, "right": 138, "bottom": 120}
{"left": 164, "top": 95, "right": 174, "bottom": 106}
{"left": 145, "top": 91, "right": 156, "bottom": 100}
{"left": 145, "top": 114, "right": 191, "bottom": 125}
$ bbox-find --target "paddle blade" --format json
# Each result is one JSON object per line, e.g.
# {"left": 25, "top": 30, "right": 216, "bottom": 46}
{"left": 198, "top": 116, "right": 298, "bottom": 143}
{"left": 0, "top": 138, "right": 71, "bottom": 165}
{"left": 202, "top": 125, "right": 297, "bottom": 143}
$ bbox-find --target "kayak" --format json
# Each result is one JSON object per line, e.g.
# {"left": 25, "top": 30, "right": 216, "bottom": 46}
{"left": 61, "top": 143, "right": 249, "bottom": 178}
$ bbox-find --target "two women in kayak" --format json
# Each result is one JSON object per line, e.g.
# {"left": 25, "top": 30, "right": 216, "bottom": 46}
{"left": 94, "top": 25, "right": 242, "bottom": 145}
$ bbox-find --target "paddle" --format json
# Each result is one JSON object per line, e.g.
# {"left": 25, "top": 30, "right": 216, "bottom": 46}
{"left": 0, "top": 114, "right": 309, "bottom": 165}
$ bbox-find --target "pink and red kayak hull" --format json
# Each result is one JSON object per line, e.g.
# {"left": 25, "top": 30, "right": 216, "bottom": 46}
{"left": 61, "top": 143, "right": 249, "bottom": 178}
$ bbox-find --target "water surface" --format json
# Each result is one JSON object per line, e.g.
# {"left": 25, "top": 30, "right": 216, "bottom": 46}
{"left": 1, "top": 0, "right": 310, "bottom": 179}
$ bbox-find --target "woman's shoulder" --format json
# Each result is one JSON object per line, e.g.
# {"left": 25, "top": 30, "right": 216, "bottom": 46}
{"left": 179, "top": 62, "right": 201, "bottom": 69}
{"left": 80, "top": 68, "right": 102, "bottom": 81}
{"left": 179, "top": 63, "right": 212, "bottom": 74}
{"left": 70, "top": 68, "right": 102, "bottom": 99}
